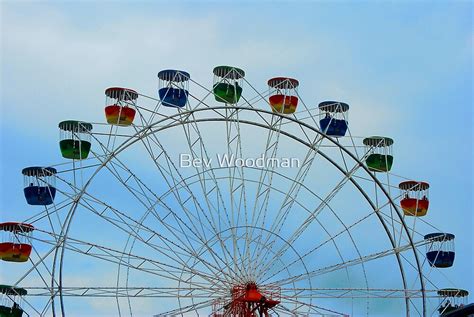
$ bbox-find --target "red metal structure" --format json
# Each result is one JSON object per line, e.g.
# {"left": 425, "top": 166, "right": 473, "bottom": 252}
{"left": 212, "top": 283, "right": 280, "bottom": 317}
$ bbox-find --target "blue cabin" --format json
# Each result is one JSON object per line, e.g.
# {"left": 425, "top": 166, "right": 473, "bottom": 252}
{"left": 158, "top": 69, "right": 190, "bottom": 108}
{"left": 319, "top": 101, "right": 349, "bottom": 137}
{"left": 424, "top": 233, "right": 455, "bottom": 268}
{"left": 22, "top": 167, "right": 57, "bottom": 206}
{"left": 158, "top": 87, "right": 188, "bottom": 108}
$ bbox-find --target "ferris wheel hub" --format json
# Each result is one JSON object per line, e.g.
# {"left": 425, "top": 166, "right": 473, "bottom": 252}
{"left": 212, "top": 282, "right": 280, "bottom": 316}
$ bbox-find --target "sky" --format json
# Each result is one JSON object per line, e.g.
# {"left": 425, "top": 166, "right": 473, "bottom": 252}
{"left": 0, "top": 1, "right": 473, "bottom": 316}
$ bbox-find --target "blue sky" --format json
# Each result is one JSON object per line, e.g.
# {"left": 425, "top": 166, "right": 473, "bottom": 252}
{"left": 0, "top": 1, "right": 472, "bottom": 316}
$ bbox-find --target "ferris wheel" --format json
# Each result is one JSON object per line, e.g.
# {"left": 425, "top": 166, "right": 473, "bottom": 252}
{"left": 0, "top": 66, "right": 469, "bottom": 317}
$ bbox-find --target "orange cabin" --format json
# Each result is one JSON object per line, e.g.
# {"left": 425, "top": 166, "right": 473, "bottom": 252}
{"left": 0, "top": 243, "right": 32, "bottom": 262}
{"left": 399, "top": 181, "right": 430, "bottom": 217}
{"left": 400, "top": 197, "right": 429, "bottom": 216}
{"left": 269, "top": 95, "right": 299, "bottom": 114}
{"left": 105, "top": 104, "right": 136, "bottom": 126}
{"left": 0, "top": 222, "right": 34, "bottom": 263}
{"left": 104, "top": 87, "right": 138, "bottom": 126}
{"left": 268, "top": 77, "right": 299, "bottom": 114}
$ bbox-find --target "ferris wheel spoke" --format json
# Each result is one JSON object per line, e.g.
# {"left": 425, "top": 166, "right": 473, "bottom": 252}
{"left": 257, "top": 146, "right": 375, "bottom": 275}
{"left": 128, "top": 117, "right": 223, "bottom": 239}
{"left": 250, "top": 147, "right": 316, "bottom": 276}
{"left": 60, "top": 171, "right": 238, "bottom": 287}
{"left": 14, "top": 244, "right": 57, "bottom": 286}
{"left": 24, "top": 199, "right": 71, "bottom": 241}
{"left": 195, "top": 166, "right": 337, "bottom": 287}
{"left": 102, "top": 156, "right": 205, "bottom": 239}
{"left": 379, "top": 167, "right": 398, "bottom": 246}
{"left": 222, "top": 106, "right": 253, "bottom": 281}
{"left": 52, "top": 167, "right": 186, "bottom": 246}
{"left": 252, "top": 126, "right": 330, "bottom": 274}
{"left": 257, "top": 196, "right": 380, "bottom": 283}
{"left": 85, "top": 131, "right": 241, "bottom": 283}
{"left": 28, "top": 229, "right": 230, "bottom": 288}
{"left": 259, "top": 214, "right": 375, "bottom": 285}
{"left": 235, "top": 84, "right": 289, "bottom": 267}
{"left": 269, "top": 240, "right": 426, "bottom": 287}
{"left": 350, "top": 185, "right": 433, "bottom": 245}
{"left": 155, "top": 168, "right": 318, "bottom": 287}
{"left": 278, "top": 295, "right": 349, "bottom": 316}
{"left": 75, "top": 192, "right": 238, "bottom": 286}
{"left": 125, "top": 123, "right": 247, "bottom": 283}
{"left": 246, "top": 114, "right": 285, "bottom": 279}
{"left": 376, "top": 203, "right": 427, "bottom": 247}
{"left": 278, "top": 287, "right": 437, "bottom": 299}
{"left": 397, "top": 243, "right": 449, "bottom": 295}
{"left": 23, "top": 286, "right": 226, "bottom": 298}
{"left": 57, "top": 161, "right": 208, "bottom": 256}
{"left": 158, "top": 169, "right": 256, "bottom": 286}
{"left": 251, "top": 146, "right": 319, "bottom": 275}
{"left": 175, "top": 164, "right": 357, "bottom": 292}
{"left": 38, "top": 297, "right": 54, "bottom": 316}
{"left": 153, "top": 298, "right": 216, "bottom": 316}
{"left": 248, "top": 118, "right": 322, "bottom": 276}
{"left": 177, "top": 108, "right": 248, "bottom": 282}
{"left": 257, "top": 216, "right": 355, "bottom": 293}
{"left": 22, "top": 242, "right": 59, "bottom": 289}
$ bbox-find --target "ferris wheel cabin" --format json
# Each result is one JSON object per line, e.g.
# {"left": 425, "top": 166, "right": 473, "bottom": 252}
{"left": 319, "top": 101, "right": 349, "bottom": 137}
{"left": 0, "top": 285, "right": 27, "bottom": 317}
{"left": 399, "top": 181, "right": 430, "bottom": 216}
{"left": 158, "top": 69, "right": 190, "bottom": 108}
{"left": 104, "top": 87, "right": 137, "bottom": 126}
{"left": 363, "top": 136, "right": 394, "bottom": 172}
{"left": 267, "top": 77, "right": 299, "bottom": 114}
{"left": 0, "top": 222, "right": 34, "bottom": 263}
{"left": 437, "top": 288, "right": 470, "bottom": 316}
{"left": 213, "top": 66, "right": 245, "bottom": 104}
{"left": 58, "top": 120, "right": 93, "bottom": 160}
{"left": 22, "top": 167, "right": 56, "bottom": 206}
{"left": 424, "top": 233, "right": 455, "bottom": 268}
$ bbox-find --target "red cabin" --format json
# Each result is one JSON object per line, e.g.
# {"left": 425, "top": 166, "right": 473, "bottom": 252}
{"left": 268, "top": 77, "right": 299, "bottom": 114}
{"left": 104, "top": 87, "right": 138, "bottom": 126}
{"left": 399, "top": 181, "right": 430, "bottom": 216}
{"left": 0, "top": 222, "right": 34, "bottom": 263}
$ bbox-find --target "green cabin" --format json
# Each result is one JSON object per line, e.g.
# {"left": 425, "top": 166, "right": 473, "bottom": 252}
{"left": 58, "top": 120, "right": 93, "bottom": 160}
{"left": 213, "top": 66, "right": 245, "bottom": 104}
{"left": 363, "top": 136, "right": 394, "bottom": 172}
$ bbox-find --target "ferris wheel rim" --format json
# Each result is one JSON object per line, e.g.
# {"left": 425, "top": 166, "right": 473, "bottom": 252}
{"left": 48, "top": 105, "right": 426, "bottom": 316}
